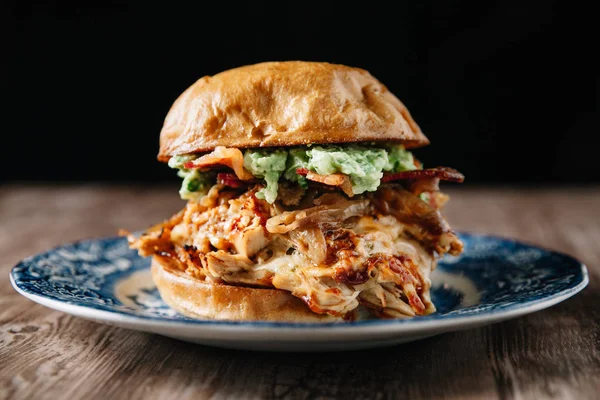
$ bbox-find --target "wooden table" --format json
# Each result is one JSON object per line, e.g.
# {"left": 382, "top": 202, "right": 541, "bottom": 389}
{"left": 1, "top": 185, "right": 598, "bottom": 399}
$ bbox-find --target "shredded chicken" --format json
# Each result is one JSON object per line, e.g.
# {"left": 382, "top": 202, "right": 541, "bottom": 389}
{"left": 360, "top": 284, "right": 417, "bottom": 317}
{"left": 405, "top": 177, "right": 440, "bottom": 196}
{"left": 128, "top": 182, "right": 460, "bottom": 318}
{"left": 427, "top": 191, "right": 450, "bottom": 209}
{"left": 205, "top": 251, "right": 254, "bottom": 277}
{"left": 370, "top": 185, "right": 463, "bottom": 256}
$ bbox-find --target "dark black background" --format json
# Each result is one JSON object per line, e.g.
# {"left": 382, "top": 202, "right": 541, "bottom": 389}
{"left": 4, "top": 1, "right": 598, "bottom": 184}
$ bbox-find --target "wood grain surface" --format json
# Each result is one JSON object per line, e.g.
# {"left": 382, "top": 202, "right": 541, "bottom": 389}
{"left": 1, "top": 185, "right": 598, "bottom": 400}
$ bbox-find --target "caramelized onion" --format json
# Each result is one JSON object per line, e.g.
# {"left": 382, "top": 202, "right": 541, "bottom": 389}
{"left": 296, "top": 168, "right": 354, "bottom": 196}
{"left": 285, "top": 227, "right": 327, "bottom": 265}
{"left": 266, "top": 198, "right": 371, "bottom": 234}
{"left": 184, "top": 146, "right": 254, "bottom": 180}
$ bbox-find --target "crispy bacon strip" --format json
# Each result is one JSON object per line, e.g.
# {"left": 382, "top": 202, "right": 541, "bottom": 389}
{"left": 216, "top": 173, "right": 257, "bottom": 188}
{"left": 382, "top": 167, "right": 464, "bottom": 183}
{"left": 296, "top": 168, "right": 354, "bottom": 196}
{"left": 184, "top": 146, "right": 254, "bottom": 180}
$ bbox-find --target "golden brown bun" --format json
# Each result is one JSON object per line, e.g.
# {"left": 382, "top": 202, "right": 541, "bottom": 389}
{"left": 158, "top": 61, "right": 429, "bottom": 161}
{"left": 151, "top": 257, "right": 343, "bottom": 322}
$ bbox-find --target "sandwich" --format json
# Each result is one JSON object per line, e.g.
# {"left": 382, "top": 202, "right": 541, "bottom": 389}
{"left": 127, "top": 61, "right": 464, "bottom": 322}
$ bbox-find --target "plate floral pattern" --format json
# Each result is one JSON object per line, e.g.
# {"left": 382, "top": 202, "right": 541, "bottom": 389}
{"left": 10, "top": 233, "right": 588, "bottom": 351}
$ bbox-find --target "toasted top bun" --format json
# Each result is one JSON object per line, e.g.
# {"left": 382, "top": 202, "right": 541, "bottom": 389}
{"left": 152, "top": 257, "right": 347, "bottom": 322}
{"left": 158, "top": 61, "right": 429, "bottom": 161}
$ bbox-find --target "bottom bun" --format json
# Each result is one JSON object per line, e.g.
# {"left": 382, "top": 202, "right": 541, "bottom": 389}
{"left": 151, "top": 257, "right": 348, "bottom": 322}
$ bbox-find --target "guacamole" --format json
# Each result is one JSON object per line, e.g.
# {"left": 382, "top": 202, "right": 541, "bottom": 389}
{"left": 168, "top": 155, "right": 215, "bottom": 201}
{"left": 283, "top": 145, "right": 416, "bottom": 195}
{"left": 169, "top": 144, "right": 418, "bottom": 203}
{"left": 243, "top": 149, "right": 287, "bottom": 203}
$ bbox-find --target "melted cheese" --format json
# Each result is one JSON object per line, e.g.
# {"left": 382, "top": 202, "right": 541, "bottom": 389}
{"left": 169, "top": 191, "right": 436, "bottom": 317}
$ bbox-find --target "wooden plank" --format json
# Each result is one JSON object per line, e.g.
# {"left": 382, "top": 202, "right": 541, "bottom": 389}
{"left": 1, "top": 185, "right": 598, "bottom": 399}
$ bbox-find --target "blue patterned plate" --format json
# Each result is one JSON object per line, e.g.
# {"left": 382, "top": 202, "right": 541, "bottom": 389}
{"left": 10, "top": 233, "right": 588, "bottom": 351}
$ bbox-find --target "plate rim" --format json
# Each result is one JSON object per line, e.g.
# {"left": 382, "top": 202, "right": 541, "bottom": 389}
{"left": 9, "top": 232, "right": 589, "bottom": 338}
{"left": 10, "top": 269, "right": 588, "bottom": 339}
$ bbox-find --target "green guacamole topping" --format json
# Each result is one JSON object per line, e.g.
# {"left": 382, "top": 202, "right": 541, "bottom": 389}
{"left": 169, "top": 144, "right": 418, "bottom": 203}
{"left": 282, "top": 144, "right": 416, "bottom": 195}
{"left": 243, "top": 149, "right": 288, "bottom": 203}
{"left": 168, "top": 155, "right": 215, "bottom": 201}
